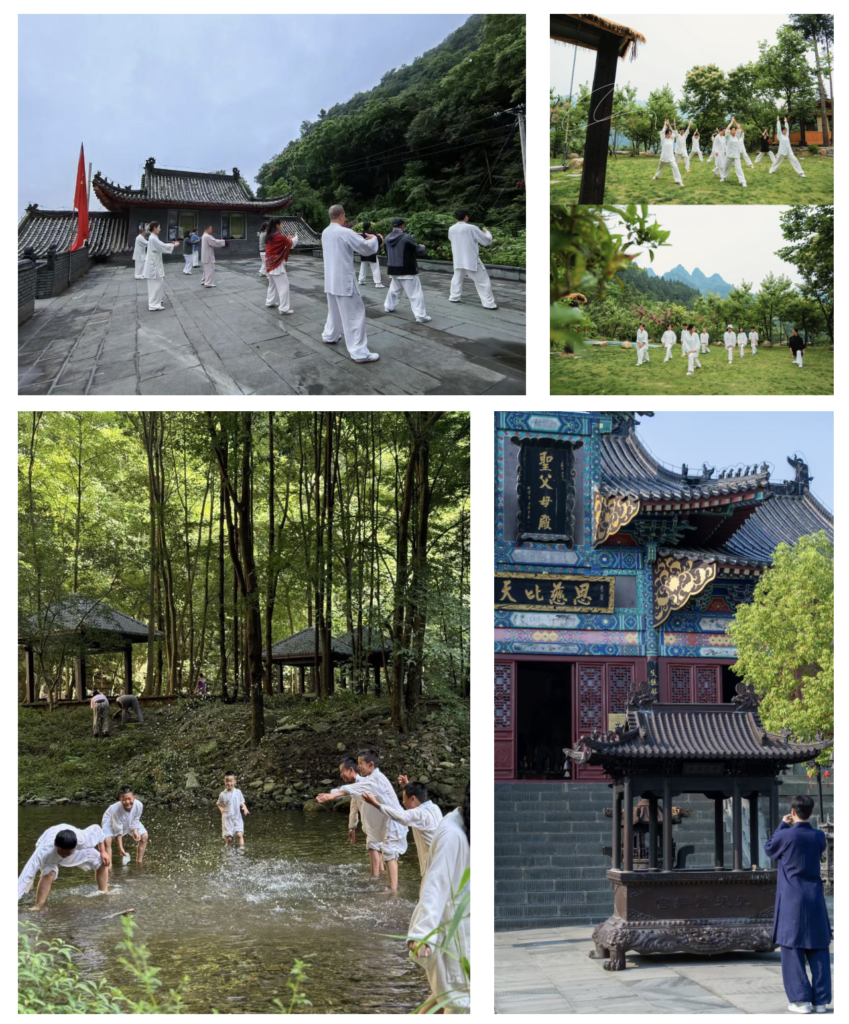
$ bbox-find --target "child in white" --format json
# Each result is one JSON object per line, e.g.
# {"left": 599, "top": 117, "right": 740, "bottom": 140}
{"left": 362, "top": 776, "right": 444, "bottom": 876}
{"left": 736, "top": 328, "right": 748, "bottom": 357}
{"left": 18, "top": 823, "right": 109, "bottom": 906}
{"left": 748, "top": 329, "right": 759, "bottom": 354}
{"left": 721, "top": 119, "right": 747, "bottom": 187}
{"left": 101, "top": 786, "right": 148, "bottom": 864}
{"left": 661, "top": 324, "right": 677, "bottom": 362}
{"left": 674, "top": 119, "right": 693, "bottom": 171}
{"left": 653, "top": 122, "right": 684, "bottom": 185}
{"left": 217, "top": 772, "right": 249, "bottom": 847}
{"left": 682, "top": 326, "right": 702, "bottom": 375}
{"left": 769, "top": 116, "right": 807, "bottom": 177}
{"left": 724, "top": 326, "right": 737, "bottom": 364}
{"left": 635, "top": 324, "right": 650, "bottom": 365}
{"left": 699, "top": 329, "right": 710, "bottom": 354}
{"left": 690, "top": 130, "right": 703, "bottom": 163}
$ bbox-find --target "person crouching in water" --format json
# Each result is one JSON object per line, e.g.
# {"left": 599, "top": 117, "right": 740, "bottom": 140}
{"left": 217, "top": 771, "right": 249, "bottom": 849}
{"left": 264, "top": 218, "right": 298, "bottom": 315}
{"left": 18, "top": 824, "right": 111, "bottom": 908}
{"left": 101, "top": 785, "right": 148, "bottom": 865}
{"left": 763, "top": 794, "right": 832, "bottom": 1014}
{"left": 358, "top": 221, "right": 385, "bottom": 288}
{"left": 682, "top": 324, "right": 702, "bottom": 375}
{"left": 384, "top": 218, "right": 432, "bottom": 323}
{"left": 142, "top": 221, "right": 180, "bottom": 311}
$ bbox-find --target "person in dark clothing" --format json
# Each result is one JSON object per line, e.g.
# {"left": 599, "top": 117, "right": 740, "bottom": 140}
{"left": 755, "top": 128, "right": 775, "bottom": 164}
{"left": 789, "top": 328, "right": 806, "bottom": 368}
{"left": 763, "top": 794, "right": 832, "bottom": 1014}
{"left": 383, "top": 217, "right": 431, "bottom": 324}
{"left": 358, "top": 220, "right": 385, "bottom": 288}
{"left": 114, "top": 690, "right": 145, "bottom": 725}
{"left": 181, "top": 232, "right": 194, "bottom": 275}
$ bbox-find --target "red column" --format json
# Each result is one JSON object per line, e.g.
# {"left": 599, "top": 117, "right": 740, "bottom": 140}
{"left": 494, "top": 661, "right": 516, "bottom": 780}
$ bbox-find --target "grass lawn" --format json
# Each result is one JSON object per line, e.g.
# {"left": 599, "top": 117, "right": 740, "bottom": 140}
{"left": 550, "top": 153, "right": 833, "bottom": 205}
{"left": 550, "top": 343, "right": 833, "bottom": 395}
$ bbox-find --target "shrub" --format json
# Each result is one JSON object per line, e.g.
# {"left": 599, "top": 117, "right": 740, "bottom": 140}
{"left": 808, "top": 144, "right": 819, "bottom": 155}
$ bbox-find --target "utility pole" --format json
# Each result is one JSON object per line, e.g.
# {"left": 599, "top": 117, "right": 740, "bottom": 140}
{"left": 517, "top": 106, "right": 526, "bottom": 175}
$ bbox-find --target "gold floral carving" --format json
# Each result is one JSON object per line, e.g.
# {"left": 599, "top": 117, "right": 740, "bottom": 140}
{"left": 593, "top": 490, "right": 640, "bottom": 546}
{"left": 653, "top": 556, "right": 717, "bottom": 627}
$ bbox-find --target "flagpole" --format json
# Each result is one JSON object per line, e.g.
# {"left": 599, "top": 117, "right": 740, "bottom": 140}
{"left": 87, "top": 161, "right": 92, "bottom": 207}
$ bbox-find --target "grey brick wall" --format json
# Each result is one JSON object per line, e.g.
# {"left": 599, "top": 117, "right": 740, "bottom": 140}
{"left": 68, "top": 247, "right": 91, "bottom": 285}
{"left": 18, "top": 259, "right": 36, "bottom": 324}
{"left": 130, "top": 208, "right": 290, "bottom": 262}
{"left": 35, "top": 247, "right": 92, "bottom": 298}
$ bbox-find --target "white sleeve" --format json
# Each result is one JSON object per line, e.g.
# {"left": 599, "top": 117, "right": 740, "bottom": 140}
{"left": 348, "top": 798, "right": 359, "bottom": 830}
{"left": 408, "top": 830, "right": 464, "bottom": 943}
{"left": 348, "top": 232, "right": 380, "bottom": 257}
{"left": 101, "top": 805, "right": 113, "bottom": 837}
{"left": 379, "top": 802, "right": 423, "bottom": 827}
{"left": 470, "top": 226, "right": 493, "bottom": 246}
{"left": 18, "top": 846, "right": 47, "bottom": 900}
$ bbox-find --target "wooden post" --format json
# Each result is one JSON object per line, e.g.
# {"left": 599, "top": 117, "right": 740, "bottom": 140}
{"left": 622, "top": 776, "right": 633, "bottom": 871}
{"left": 74, "top": 656, "right": 87, "bottom": 701}
{"left": 769, "top": 781, "right": 780, "bottom": 868}
{"left": 662, "top": 776, "right": 673, "bottom": 870}
{"left": 732, "top": 778, "right": 743, "bottom": 871}
{"left": 579, "top": 32, "right": 620, "bottom": 204}
{"left": 276, "top": 662, "right": 283, "bottom": 694}
{"left": 298, "top": 665, "right": 305, "bottom": 695}
{"left": 611, "top": 787, "right": 622, "bottom": 869}
{"left": 749, "top": 792, "right": 759, "bottom": 869}
{"left": 25, "top": 646, "right": 36, "bottom": 704}
{"left": 714, "top": 794, "right": 725, "bottom": 869}
{"left": 374, "top": 663, "right": 381, "bottom": 697}
{"left": 124, "top": 646, "right": 133, "bottom": 695}
{"left": 648, "top": 792, "right": 658, "bottom": 868}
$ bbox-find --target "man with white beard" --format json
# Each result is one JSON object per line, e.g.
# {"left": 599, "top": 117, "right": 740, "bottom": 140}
{"left": 661, "top": 322, "right": 677, "bottom": 362}
{"left": 720, "top": 118, "right": 747, "bottom": 187}
{"left": 635, "top": 323, "right": 650, "bottom": 365}
{"left": 673, "top": 119, "right": 693, "bottom": 172}
{"left": 748, "top": 328, "right": 759, "bottom": 354}
{"left": 448, "top": 210, "right": 497, "bottom": 309}
{"left": 652, "top": 121, "right": 684, "bottom": 186}
{"left": 724, "top": 325, "right": 737, "bottom": 364}
{"left": 737, "top": 326, "right": 748, "bottom": 357}
{"left": 699, "top": 328, "right": 710, "bottom": 354}
{"left": 769, "top": 116, "right": 808, "bottom": 178}
{"left": 200, "top": 225, "right": 227, "bottom": 287}
{"left": 321, "top": 204, "right": 381, "bottom": 363}
{"left": 682, "top": 323, "right": 702, "bottom": 376}
{"left": 132, "top": 227, "right": 148, "bottom": 280}
{"left": 142, "top": 221, "right": 180, "bottom": 311}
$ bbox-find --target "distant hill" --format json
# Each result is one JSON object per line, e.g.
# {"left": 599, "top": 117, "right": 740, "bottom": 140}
{"left": 647, "top": 264, "right": 734, "bottom": 299}
{"left": 616, "top": 266, "right": 703, "bottom": 308}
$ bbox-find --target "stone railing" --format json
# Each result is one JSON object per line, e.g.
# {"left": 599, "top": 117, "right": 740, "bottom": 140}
{"left": 18, "top": 258, "right": 37, "bottom": 324}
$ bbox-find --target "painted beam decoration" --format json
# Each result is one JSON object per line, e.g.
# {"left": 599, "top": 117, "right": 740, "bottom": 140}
{"left": 593, "top": 489, "right": 640, "bottom": 546}
{"left": 495, "top": 571, "right": 615, "bottom": 612}
{"left": 652, "top": 555, "right": 717, "bottom": 627}
{"left": 516, "top": 438, "right": 581, "bottom": 545}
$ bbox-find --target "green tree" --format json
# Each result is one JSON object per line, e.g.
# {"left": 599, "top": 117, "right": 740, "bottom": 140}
{"left": 644, "top": 85, "right": 680, "bottom": 149}
{"left": 729, "top": 532, "right": 833, "bottom": 753}
{"left": 789, "top": 14, "right": 833, "bottom": 146}
{"left": 680, "top": 64, "right": 728, "bottom": 131}
{"left": 751, "top": 272, "right": 794, "bottom": 343}
{"left": 724, "top": 63, "right": 775, "bottom": 142}
{"left": 754, "top": 25, "right": 818, "bottom": 143}
{"left": 775, "top": 205, "right": 833, "bottom": 344}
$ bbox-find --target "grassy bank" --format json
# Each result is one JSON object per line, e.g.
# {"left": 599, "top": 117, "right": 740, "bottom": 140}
{"left": 550, "top": 154, "right": 834, "bottom": 205}
{"left": 550, "top": 343, "right": 833, "bottom": 396}
{"left": 18, "top": 693, "right": 469, "bottom": 813}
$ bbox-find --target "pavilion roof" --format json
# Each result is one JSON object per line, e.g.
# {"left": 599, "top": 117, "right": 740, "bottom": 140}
{"left": 263, "top": 626, "right": 351, "bottom": 663}
{"left": 335, "top": 627, "right": 393, "bottom": 656}
{"left": 19, "top": 594, "right": 159, "bottom": 647}
{"left": 18, "top": 206, "right": 129, "bottom": 257}
{"left": 724, "top": 491, "right": 833, "bottom": 563}
{"left": 550, "top": 14, "right": 645, "bottom": 59}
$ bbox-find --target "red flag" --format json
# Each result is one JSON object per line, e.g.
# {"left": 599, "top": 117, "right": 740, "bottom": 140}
{"left": 69, "top": 144, "right": 89, "bottom": 252}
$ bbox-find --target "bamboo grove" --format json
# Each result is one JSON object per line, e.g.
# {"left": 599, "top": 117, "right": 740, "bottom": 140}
{"left": 18, "top": 412, "right": 470, "bottom": 742}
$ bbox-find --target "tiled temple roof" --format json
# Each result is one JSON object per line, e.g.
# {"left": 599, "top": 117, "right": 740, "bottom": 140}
{"left": 18, "top": 205, "right": 129, "bottom": 257}
{"left": 724, "top": 492, "right": 833, "bottom": 563}
{"left": 335, "top": 627, "right": 393, "bottom": 655}
{"left": 263, "top": 627, "right": 351, "bottom": 662}
{"left": 20, "top": 594, "right": 160, "bottom": 646}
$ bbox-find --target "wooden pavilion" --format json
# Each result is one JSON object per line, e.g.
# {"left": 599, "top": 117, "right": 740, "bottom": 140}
{"left": 19, "top": 594, "right": 159, "bottom": 703}
{"left": 336, "top": 627, "right": 393, "bottom": 694}
{"left": 262, "top": 627, "right": 352, "bottom": 694}
{"left": 550, "top": 14, "right": 646, "bottom": 202}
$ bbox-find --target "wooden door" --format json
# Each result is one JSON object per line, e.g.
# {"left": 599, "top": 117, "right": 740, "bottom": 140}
{"left": 572, "top": 661, "right": 637, "bottom": 781}
{"left": 494, "top": 660, "right": 516, "bottom": 780}
{"left": 662, "top": 661, "right": 721, "bottom": 703}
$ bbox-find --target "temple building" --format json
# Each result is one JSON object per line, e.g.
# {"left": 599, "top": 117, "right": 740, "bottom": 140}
{"left": 494, "top": 411, "right": 833, "bottom": 930}
{"left": 18, "top": 156, "right": 320, "bottom": 261}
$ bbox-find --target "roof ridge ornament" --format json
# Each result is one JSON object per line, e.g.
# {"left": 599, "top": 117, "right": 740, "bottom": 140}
{"left": 628, "top": 677, "right": 654, "bottom": 709}
{"left": 731, "top": 681, "right": 759, "bottom": 712}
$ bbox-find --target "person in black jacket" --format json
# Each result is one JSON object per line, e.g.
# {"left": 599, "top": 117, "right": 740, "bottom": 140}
{"left": 755, "top": 128, "right": 775, "bottom": 165}
{"left": 383, "top": 218, "right": 432, "bottom": 324}
{"left": 181, "top": 231, "right": 194, "bottom": 275}
{"left": 789, "top": 328, "right": 806, "bottom": 368}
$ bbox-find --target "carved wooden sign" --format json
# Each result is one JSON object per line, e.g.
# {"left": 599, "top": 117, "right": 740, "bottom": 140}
{"left": 516, "top": 438, "right": 581, "bottom": 545}
{"left": 495, "top": 572, "right": 614, "bottom": 612}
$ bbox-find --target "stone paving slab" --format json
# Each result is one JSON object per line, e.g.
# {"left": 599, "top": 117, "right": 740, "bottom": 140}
{"left": 495, "top": 926, "right": 835, "bottom": 1014}
{"left": 19, "top": 257, "right": 525, "bottom": 396}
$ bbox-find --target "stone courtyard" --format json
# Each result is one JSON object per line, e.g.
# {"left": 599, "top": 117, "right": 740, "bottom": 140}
{"left": 18, "top": 256, "right": 525, "bottom": 396}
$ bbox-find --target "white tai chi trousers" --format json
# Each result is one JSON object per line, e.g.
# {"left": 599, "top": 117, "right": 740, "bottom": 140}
{"left": 192, "top": 250, "right": 199, "bottom": 267}
{"left": 134, "top": 259, "right": 145, "bottom": 280}
{"left": 755, "top": 151, "right": 776, "bottom": 164}
{"left": 692, "top": 149, "right": 704, "bottom": 162}
{"left": 384, "top": 276, "right": 428, "bottom": 319}
{"left": 726, "top": 345, "right": 735, "bottom": 364}
{"left": 770, "top": 152, "right": 806, "bottom": 176}
{"left": 267, "top": 266, "right": 291, "bottom": 313}
{"left": 322, "top": 292, "right": 371, "bottom": 361}
{"left": 751, "top": 342, "right": 758, "bottom": 354}
{"left": 795, "top": 350, "right": 804, "bottom": 367}
{"left": 712, "top": 154, "right": 726, "bottom": 177}
{"left": 202, "top": 263, "right": 215, "bottom": 286}
{"left": 663, "top": 345, "right": 675, "bottom": 363}
{"left": 259, "top": 253, "right": 267, "bottom": 276}
{"left": 450, "top": 260, "right": 496, "bottom": 308}
{"left": 636, "top": 346, "right": 649, "bottom": 365}
{"left": 687, "top": 353, "right": 702, "bottom": 373}
{"left": 738, "top": 343, "right": 746, "bottom": 358}
{"left": 653, "top": 158, "right": 683, "bottom": 184}
{"left": 722, "top": 156, "right": 747, "bottom": 186}
{"left": 147, "top": 277, "right": 165, "bottom": 310}
{"left": 358, "top": 260, "right": 382, "bottom": 285}
{"left": 676, "top": 151, "right": 691, "bottom": 170}
{"left": 183, "top": 255, "right": 193, "bottom": 274}
{"left": 700, "top": 340, "right": 709, "bottom": 354}
{"left": 741, "top": 150, "right": 754, "bottom": 168}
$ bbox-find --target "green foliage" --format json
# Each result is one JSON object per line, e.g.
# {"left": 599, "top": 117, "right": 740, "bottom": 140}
{"left": 271, "top": 960, "right": 312, "bottom": 1014}
{"left": 754, "top": 26, "right": 819, "bottom": 134}
{"left": 680, "top": 65, "right": 728, "bottom": 129}
{"left": 776, "top": 205, "right": 834, "bottom": 342}
{"left": 807, "top": 144, "right": 820, "bottom": 155}
{"left": 614, "top": 266, "right": 703, "bottom": 308}
{"left": 729, "top": 532, "right": 833, "bottom": 755}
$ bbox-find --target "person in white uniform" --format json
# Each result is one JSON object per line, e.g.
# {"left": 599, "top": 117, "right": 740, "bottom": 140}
{"left": 321, "top": 204, "right": 381, "bottom": 363}
{"left": 264, "top": 218, "right": 298, "bottom": 315}
{"left": 383, "top": 217, "right": 432, "bottom": 324}
{"left": 710, "top": 128, "right": 727, "bottom": 178}
{"left": 18, "top": 823, "right": 110, "bottom": 907}
{"left": 661, "top": 323, "right": 677, "bottom": 362}
{"left": 724, "top": 325, "right": 737, "bottom": 364}
{"left": 736, "top": 123, "right": 755, "bottom": 168}
{"left": 132, "top": 228, "right": 148, "bottom": 279}
{"left": 101, "top": 785, "right": 148, "bottom": 865}
{"left": 699, "top": 329, "right": 710, "bottom": 354}
{"left": 200, "top": 225, "right": 227, "bottom": 287}
{"left": 258, "top": 222, "right": 268, "bottom": 277}
{"left": 316, "top": 748, "right": 409, "bottom": 891}
{"left": 736, "top": 327, "right": 748, "bottom": 357}
{"left": 748, "top": 328, "right": 759, "bottom": 354}
{"left": 357, "top": 221, "right": 385, "bottom": 288}
{"left": 448, "top": 209, "right": 497, "bottom": 308}
{"left": 673, "top": 119, "right": 693, "bottom": 171}
{"left": 361, "top": 777, "right": 444, "bottom": 877}
{"left": 721, "top": 119, "right": 747, "bottom": 187}
{"left": 770, "top": 116, "right": 807, "bottom": 178}
{"left": 635, "top": 323, "right": 650, "bottom": 366}
{"left": 690, "top": 129, "right": 704, "bottom": 163}
{"left": 682, "top": 323, "right": 702, "bottom": 375}
{"left": 653, "top": 122, "right": 684, "bottom": 185}
{"left": 407, "top": 788, "right": 470, "bottom": 1014}
{"left": 142, "top": 221, "right": 180, "bottom": 311}
{"left": 217, "top": 771, "right": 249, "bottom": 848}
{"left": 336, "top": 757, "right": 381, "bottom": 871}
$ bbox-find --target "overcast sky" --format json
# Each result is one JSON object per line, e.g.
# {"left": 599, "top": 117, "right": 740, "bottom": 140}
{"left": 604, "top": 206, "right": 801, "bottom": 289}
{"left": 18, "top": 14, "right": 470, "bottom": 216}
{"left": 552, "top": 14, "right": 813, "bottom": 101}
{"left": 636, "top": 412, "right": 834, "bottom": 508}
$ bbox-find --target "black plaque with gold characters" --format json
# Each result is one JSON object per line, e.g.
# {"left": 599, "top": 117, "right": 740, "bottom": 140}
{"left": 495, "top": 572, "right": 614, "bottom": 612}
{"left": 516, "top": 437, "right": 582, "bottom": 545}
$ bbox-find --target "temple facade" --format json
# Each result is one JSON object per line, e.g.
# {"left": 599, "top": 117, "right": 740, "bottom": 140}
{"left": 494, "top": 411, "right": 833, "bottom": 784}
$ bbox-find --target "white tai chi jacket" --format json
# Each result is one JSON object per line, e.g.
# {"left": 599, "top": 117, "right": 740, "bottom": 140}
{"left": 336, "top": 768, "right": 408, "bottom": 849}
{"left": 749, "top": 331, "right": 759, "bottom": 345}
{"left": 690, "top": 135, "right": 702, "bottom": 155}
{"left": 674, "top": 128, "right": 690, "bottom": 154}
{"left": 201, "top": 233, "right": 226, "bottom": 264}
{"left": 322, "top": 222, "right": 379, "bottom": 296}
{"left": 448, "top": 222, "right": 493, "bottom": 271}
{"left": 700, "top": 332, "right": 710, "bottom": 348}
{"left": 217, "top": 788, "right": 246, "bottom": 836}
{"left": 680, "top": 329, "right": 694, "bottom": 350}
{"left": 682, "top": 332, "right": 699, "bottom": 355}
{"left": 737, "top": 331, "right": 748, "bottom": 347}
{"left": 408, "top": 808, "right": 470, "bottom": 1013}
{"left": 142, "top": 233, "right": 178, "bottom": 279}
{"left": 636, "top": 329, "right": 648, "bottom": 349}
{"left": 724, "top": 331, "right": 737, "bottom": 348}
{"left": 658, "top": 131, "right": 676, "bottom": 162}
{"left": 725, "top": 132, "right": 744, "bottom": 161}
{"left": 101, "top": 799, "right": 146, "bottom": 839}
{"left": 710, "top": 135, "right": 725, "bottom": 161}
{"left": 661, "top": 329, "right": 677, "bottom": 349}
{"left": 18, "top": 823, "right": 105, "bottom": 899}
{"left": 133, "top": 235, "right": 148, "bottom": 262}
{"left": 378, "top": 799, "right": 444, "bottom": 875}
{"left": 776, "top": 119, "right": 793, "bottom": 157}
